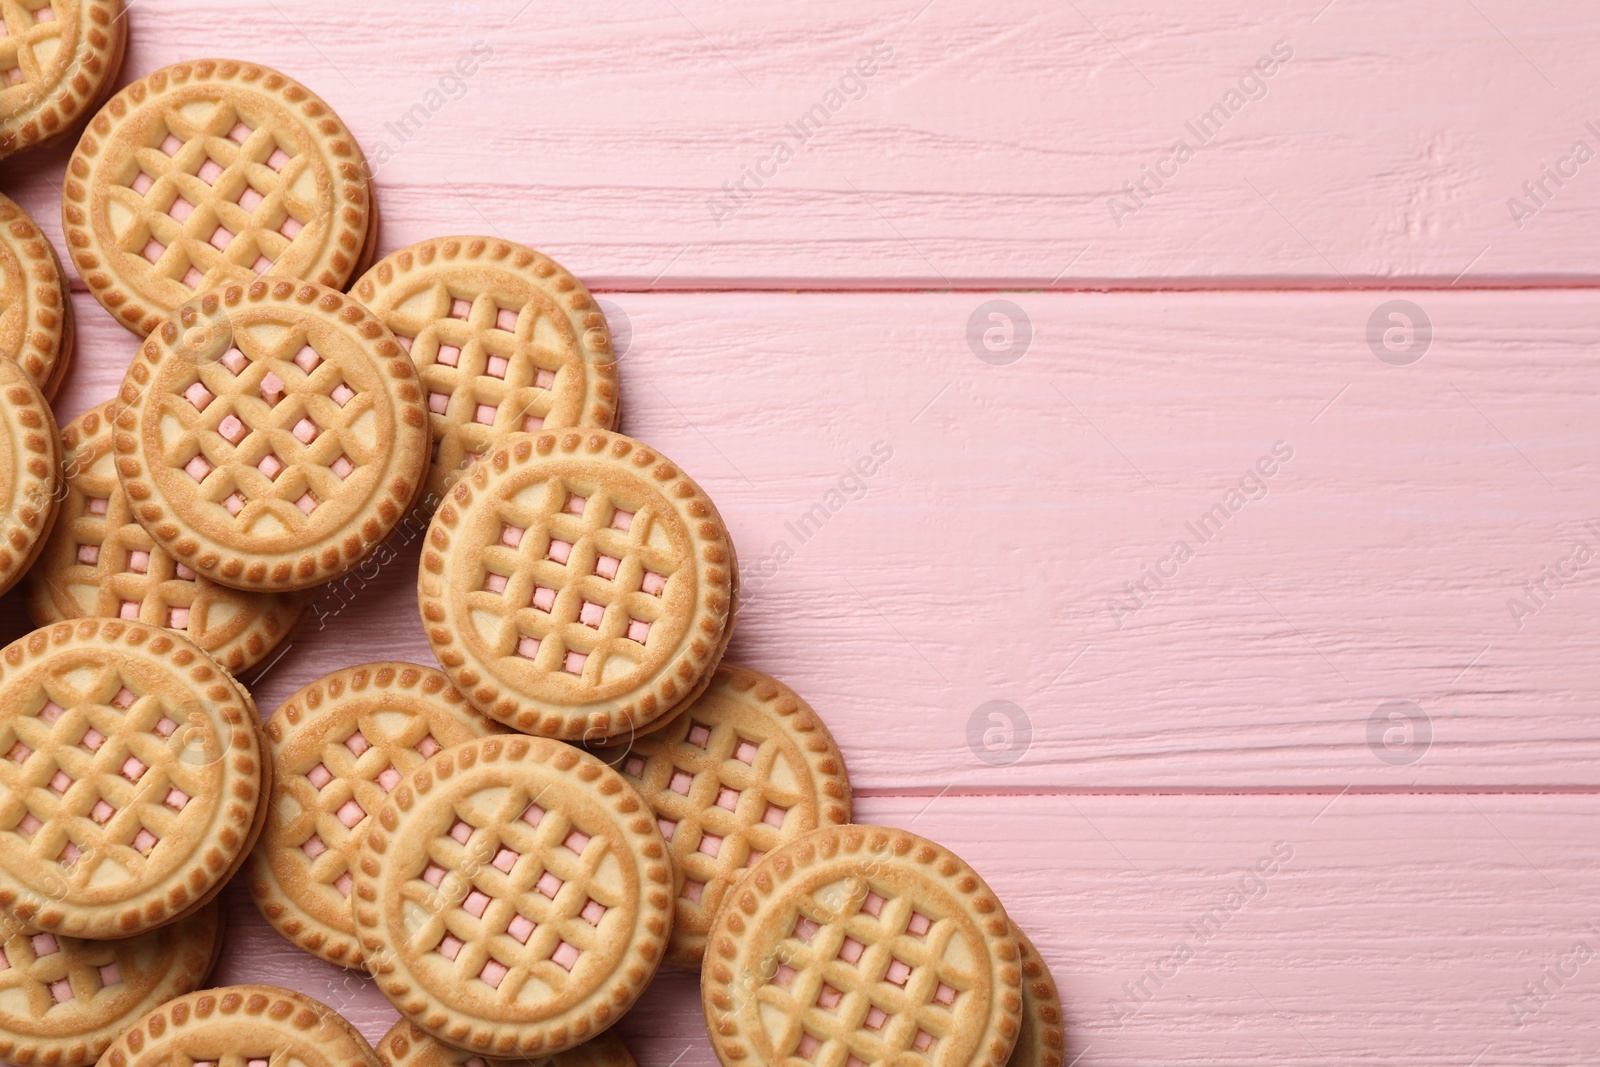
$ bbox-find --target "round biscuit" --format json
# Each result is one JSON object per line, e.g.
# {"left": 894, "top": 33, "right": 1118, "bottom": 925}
{"left": 419, "top": 429, "right": 737, "bottom": 741}
{"left": 350, "top": 734, "right": 673, "bottom": 1056}
{"left": 0, "top": 620, "right": 267, "bottom": 938}
{"left": 112, "top": 280, "right": 430, "bottom": 592}
{"left": 352, "top": 236, "right": 619, "bottom": 509}
{"left": 63, "top": 58, "right": 373, "bottom": 336}
{"left": 0, "top": 0, "right": 127, "bottom": 160}
{"left": 701, "top": 824, "right": 1024, "bottom": 1067}
{"left": 0, "top": 353, "right": 61, "bottom": 596}
{"left": 245, "top": 661, "right": 504, "bottom": 969}
{"left": 0, "top": 899, "right": 222, "bottom": 1067}
{"left": 595, "top": 663, "right": 851, "bottom": 967}
{"left": 26, "top": 399, "right": 310, "bottom": 672}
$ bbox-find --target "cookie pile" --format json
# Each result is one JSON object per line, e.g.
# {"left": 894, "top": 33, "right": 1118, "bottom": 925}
{"left": 0, "top": 9, "right": 1064, "bottom": 1067}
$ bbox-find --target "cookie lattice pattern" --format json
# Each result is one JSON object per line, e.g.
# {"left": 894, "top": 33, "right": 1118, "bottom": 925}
{"left": 55, "top": 440, "right": 244, "bottom": 634}
{"left": 381, "top": 287, "right": 582, "bottom": 488}
{"left": 107, "top": 93, "right": 312, "bottom": 295}
{"left": 163, "top": 329, "right": 373, "bottom": 533}
{"left": 281, "top": 719, "right": 451, "bottom": 902}
{"left": 763, "top": 885, "right": 971, "bottom": 1065}
{"left": 617, "top": 719, "right": 800, "bottom": 908}
{"left": 472, "top": 481, "right": 682, "bottom": 687}
{"left": 0, "top": 928, "right": 127, "bottom": 1012}
{"left": 0, "top": 2, "right": 61, "bottom": 93}
{"left": 0, "top": 672, "right": 203, "bottom": 891}
{"left": 406, "top": 787, "right": 621, "bottom": 997}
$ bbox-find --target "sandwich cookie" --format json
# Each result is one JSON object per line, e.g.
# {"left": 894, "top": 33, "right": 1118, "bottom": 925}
{"left": 0, "top": 900, "right": 223, "bottom": 1067}
{"left": 419, "top": 430, "right": 737, "bottom": 742}
{"left": 63, "top": 58, "right": 374, "bottom": 336}
{"left": 0, "top": 192, "right": 73, "bottom": 397}
{"left": 1009, "top": 924, "right": 1065, "bottom": 1067}
{"left": 26, "top": 400, "right": 311, "bottom": 673}
{"left": 353, "top": 237, "right": 619, "bottom": 509}
{"left": 702, "top": 825, "right": 1023, "bottom": 1067}
{"left": 0, "top": 0, "right": 127, "bottom": 159}
{"left": 375, "top": 1018, "right": 636, "bottom": 1067}
{"left": 350, "top": 735, "right": 672, "bottom": 1056}
{"left": 112, "top": 281, "right": 429, "bottom": 592}
{"left": 0, "top": 620, "right": 267, "bottom": 938}
{"left": 94, "top": 985, "right": 381, "bottom": 1067}
{"left": 596, "top": 664, "right": 851, "bottom": 968}
{"left": 0, "top": 353, "right": 60, "bottom": 597}
{"left": 245, "top": 661, "right": 503, "bottom": 969}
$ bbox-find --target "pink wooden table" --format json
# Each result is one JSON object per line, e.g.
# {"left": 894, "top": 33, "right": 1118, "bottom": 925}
{"left": 4, "top": 2, "right": 1599, "bottom": 1063}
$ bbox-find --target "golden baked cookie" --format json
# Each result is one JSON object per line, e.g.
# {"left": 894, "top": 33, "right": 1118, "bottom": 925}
{"left": 62, "top": 58, "right": 374, "bottom": 336}
{"left": 352, "top": 236, "right": 619, "bottom": 509}
{"left": 596, "top": 664, "right": 850, "bottom": 968}
{"left": 350, "top": 734, "right": 673, "bottom": 1056}
{"left": 43, "top": 240, "right": 75, "bottom": 400}
{"left": 375, "top": 1018, "right": 636, "bottom": 1067}
{"left": 0, "top": 192, "right": 72, "bottom": 397}
{"left": 0, "top": 353, "right": 61, "bottom": 596}
{"left": 94, "top": 985, "right": 381, "bottom": 1067}
{"left": 112, "top": 281, "right": 429, "bottom": 592}
{"left": 26, "top": 399, "right": 311, "bottom": 673}
{"left": 1010, "top": 924, "right": 1065, "bottom": 1067}
{"left": 702, "top": 825, "right": 1024, "bottom": 1067}
{"left": 0, "top": 0, "right": 127, "bottom": 159}
{"left": 420, "top": 430, "right": 737, "bottom": 742}
{"left": 246, "top": 661, "right": 504, "bottom": 969}
{"left": 0, "top": 620, "right": 268, "bottom": 938}
{"left": 0, "top": 899, "right": 222, "bottom": 1067}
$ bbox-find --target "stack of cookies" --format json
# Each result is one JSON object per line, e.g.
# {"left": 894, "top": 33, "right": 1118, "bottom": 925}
{"left": 0, "top": 7, "right": 1065, "bottom": 1067}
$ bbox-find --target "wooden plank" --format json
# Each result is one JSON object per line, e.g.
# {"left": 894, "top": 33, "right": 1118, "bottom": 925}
{"left": 5, "top": 1, "right": 1600, "bottom": 287}
{"left": 207, "top": 793, "right": 1600, "bottom": 1066}
{"left": 19, "top": 287, "right": 1599, "bottom": 790}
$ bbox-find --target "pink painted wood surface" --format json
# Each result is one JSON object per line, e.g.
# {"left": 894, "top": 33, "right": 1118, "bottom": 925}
{"left": 19, "top": 288, "right": 1600, "bottom": 790}
{"left": 0, "top": 3, "right": 1596, "bottom": 1065}
{"left": 206, "top": 793, "right": 1600, "bottom": 1067}
{"left": 5, "top": 1, "right": 1600, "bottom": 287}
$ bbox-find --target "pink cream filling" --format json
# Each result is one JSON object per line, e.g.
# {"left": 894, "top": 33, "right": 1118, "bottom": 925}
{"left": 259, "top": 371, "right": 285, "bottom": 405}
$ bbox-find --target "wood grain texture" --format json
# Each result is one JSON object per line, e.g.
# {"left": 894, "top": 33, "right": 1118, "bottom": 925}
{"left": 3, "top": 1, "right": 1600, "bottom": 287}
{"left": 21, "top": 287, "right": 1598, "bottom": 789}
{"left": 0, "top": 4, "right": 1595, "bottom": 1064}
{"left": 205, "top": 793, "right": 1600, "bottom": 1067}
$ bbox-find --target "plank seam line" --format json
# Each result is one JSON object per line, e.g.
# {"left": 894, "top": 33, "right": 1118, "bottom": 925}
{"left": 851, "top": 785, "right": 1600, "bottom": 799}
{"left": 63, "top": 281, "right": 1600, "bottom": 297}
